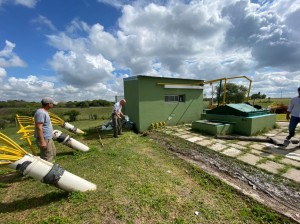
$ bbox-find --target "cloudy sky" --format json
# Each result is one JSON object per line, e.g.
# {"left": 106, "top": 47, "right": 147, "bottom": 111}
{"left": 0, "top": 0, "right": 300, "bottom": 102}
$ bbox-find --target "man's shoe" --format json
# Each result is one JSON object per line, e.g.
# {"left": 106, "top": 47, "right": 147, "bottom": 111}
{"left": 286, "top": 135, "right": 292, "bottom": 140}
{"left": 114, "top": 135, "right": 119, "bottom": 138}
{"left": 283, "top": 139, "right": 290, "bottom": 147}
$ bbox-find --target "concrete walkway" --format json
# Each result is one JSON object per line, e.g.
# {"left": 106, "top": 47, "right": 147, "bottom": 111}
{"left": 159, "top": 121, "right": 300, "bottom": 184}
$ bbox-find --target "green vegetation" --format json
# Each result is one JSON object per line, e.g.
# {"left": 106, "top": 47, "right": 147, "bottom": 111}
{"left": 252, "top": 98, "right": 290, "bottom": 109}
{"left": 216, "top": 82, "right": 248, "bottom": 103}
{"left": 0, "top": 126, "right": 295, "bottom": 223}
{"left": 63, "top": 110, "right": 80, "bottom": 122}
{"left": 0, "top": 99, "right": 295, "bottom": 223}
{"left": 0, "top": 99, "right": 113, "bottom": 109}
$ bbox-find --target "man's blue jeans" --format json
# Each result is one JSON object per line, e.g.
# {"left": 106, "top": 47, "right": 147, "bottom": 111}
{"left": 288, "top": 116, "right": 300, "bottom": 138}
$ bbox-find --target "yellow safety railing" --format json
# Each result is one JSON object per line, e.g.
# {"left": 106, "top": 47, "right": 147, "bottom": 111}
{"left": 15, "top": 114, "right": 36, "bottom": 155}
{"left": 16, "top": 112, "right": 85, "bottom": 154}
{"left": 49, "top": 111, "right": 85, "bottom": 134}
{"left": 0, "top": 132, "right": 28, "bottom": 165}
{"left": 49, "top": 112, "right": 65, "bottom": 126}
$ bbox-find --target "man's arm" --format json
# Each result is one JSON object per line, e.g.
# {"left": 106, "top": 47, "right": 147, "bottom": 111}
{"left": 286, "top": 99, "right": 294, "bottom": 121}
{"left": 286, "top": 111, "right": 291, "bottom": 121}
{"left": 36, "top": 122, "right": 47, "bottom": 148}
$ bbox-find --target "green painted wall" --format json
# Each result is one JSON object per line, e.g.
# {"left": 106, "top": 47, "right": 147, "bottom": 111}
{"left": 124, "top": 76, "right": 204, "bottom": 132}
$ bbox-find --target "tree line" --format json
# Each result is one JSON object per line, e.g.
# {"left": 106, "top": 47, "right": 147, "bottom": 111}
{"left": 0, "top": 99, "right": 113, "bottom": 108}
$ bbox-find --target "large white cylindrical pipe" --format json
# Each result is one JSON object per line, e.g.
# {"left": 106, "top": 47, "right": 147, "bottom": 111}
{"left": 8, "top": 155, "right": 97, "bottom": 192}
{"left": 53, "top": 130, "right": 90, "bottom": 152}
{"left": 62, "top": 122, "right": 85, "bottom": 134}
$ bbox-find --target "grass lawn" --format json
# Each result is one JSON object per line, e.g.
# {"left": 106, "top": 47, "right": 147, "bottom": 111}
{"left": 0, "top": 104, "right": 296, "bottom": 223}
{"left": 0, "top": 122, "right": 296, "bottom": 223}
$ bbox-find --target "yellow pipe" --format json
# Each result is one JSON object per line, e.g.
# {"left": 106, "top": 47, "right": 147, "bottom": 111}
{"left": 0, "top": 155, "right": 24, "bottom": 161}
{"left": 223, "top": 78, "right": 227, "bottom": 105}
{"left": 0, "top": 161, "right": 13, "bottom": 165}
{"left": 0, "top": 133, "right": 27, "bottom": 155}
{"left": 0, "top": 146, "right": 24, "bottom": 156}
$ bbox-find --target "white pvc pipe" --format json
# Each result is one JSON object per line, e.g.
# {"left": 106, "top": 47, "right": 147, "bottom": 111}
{"left": 8, "top": 155, "right": 97, "bottom": 192}
{"left": 53, "top": 130, "right": 90, "bottom": 152}
{"left": 62, "top": 122, "right": 85, "bottom": 134}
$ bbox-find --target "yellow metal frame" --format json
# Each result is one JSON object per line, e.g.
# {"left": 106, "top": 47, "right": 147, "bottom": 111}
{"left": 157, "top": 75, "right": 252, "bottom": 106}
{"left": 15, "top": 112, "right": 66, "bottom": 155}
{"left": 15, "top": 114, "right": 36, "bottom": 155}
{"left": 48, "top": 112, "right": 65, "bottom": 126}
{"left": 0, "top": 132, "right": 28, "bottom": 165}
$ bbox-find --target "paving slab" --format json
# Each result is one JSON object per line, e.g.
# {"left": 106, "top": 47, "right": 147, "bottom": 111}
{"left": 257, "top": 161, "right": 285, "bottom": 174}
{"left": 238, "top": 153, "right": 261, "bottom": 166}
{"left": 164, "top": 130, "right": 173, "bottom": 135}
{"left": 286, "top": 151, "right": 300, "bottom": 162}
{"left": 213, "top": 139, "right": 227, "bottom": 144}
{"left": 195, "top": 139, "right": 213, "bottom": 147}
{"left": 249, "top": 150, "right": 276, "bottom": 159}
{"left": 250, "top": 143, "right": 266, "bottom": 151}
{"left": 209, "top": 143, "right": 228, "bottom": 152}
{"left": 282, "top": 168, "right": 300, "bottom": 183}
{"left": 264, "top": 147, "right": 290, "bottom": 156}
{"left": 276, "top": 122, "right": 289, "bottom": 127}
{"left": 221, "top": 147, "right": 242, "bottom": 157}
{"left": 227, "top": 143, "right": 247, "bottom": 150}
{"left": 276, "top": 133, "right": 290, "bottom": 138}
{"left": 250, "top": 149, "right": 264, "bottom": 155}
{"left": 187, "top": 136, "right": 205, "bottom": 143}
{"left": 178, "top": 134, "right": 192, "bottom": 139}
{"left": 263, "top": 154, "right": 276, "bottom": 159}
{"left": 280, "top": 158, "right": 300, "bottom": 168}
{"left": 236, "top": 141, "right": 252, "bottom": 146}
{"left": 264, "top": 132, "right": 280, "bottom": 137}
{"left": 161, "top": 121, "right": 300, "bottom": 182}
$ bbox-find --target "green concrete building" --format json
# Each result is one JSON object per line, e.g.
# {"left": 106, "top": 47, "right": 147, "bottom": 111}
{"left": 124, "top": 75, "right": 204, "bottom": 132}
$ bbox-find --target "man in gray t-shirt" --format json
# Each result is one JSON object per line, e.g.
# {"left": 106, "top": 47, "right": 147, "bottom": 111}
{"left": 34, "top": 97, "right": 58, "bottom": 162}
{"left": 286, "top": 87, "right": 300, "bottom": 141}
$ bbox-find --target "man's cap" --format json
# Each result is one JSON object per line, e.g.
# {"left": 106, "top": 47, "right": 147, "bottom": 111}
{"left": 298, "top": 87, "right": 300, "bottom": 90}
{"left": 41, "top": 97, "right": 58, "bottom": 105}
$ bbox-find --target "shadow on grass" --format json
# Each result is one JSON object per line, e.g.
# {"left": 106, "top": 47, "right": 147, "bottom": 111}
{"left": 84, "top": 128, "right": 114, "bottom": 140}
{"left": 0, "top": 191, "right": 68, "bottom": 213}
{"left": 56, "top": 151, "right": 74, "bottom": 157}
{"left": 0, "top": 172, "right": 23, "bottom": 184}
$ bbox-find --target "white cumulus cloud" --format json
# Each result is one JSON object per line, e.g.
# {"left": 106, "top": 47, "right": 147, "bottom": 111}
{"left": 0, "top": 40, "right": 26, "bottom": 67}
{"left": 49, "top": 51, "right": 114, "bottom": 87}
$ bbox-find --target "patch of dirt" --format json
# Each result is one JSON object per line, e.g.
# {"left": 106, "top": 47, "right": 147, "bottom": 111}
{"left": 148, "top": 131, "right": 300, "bottom": 223}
